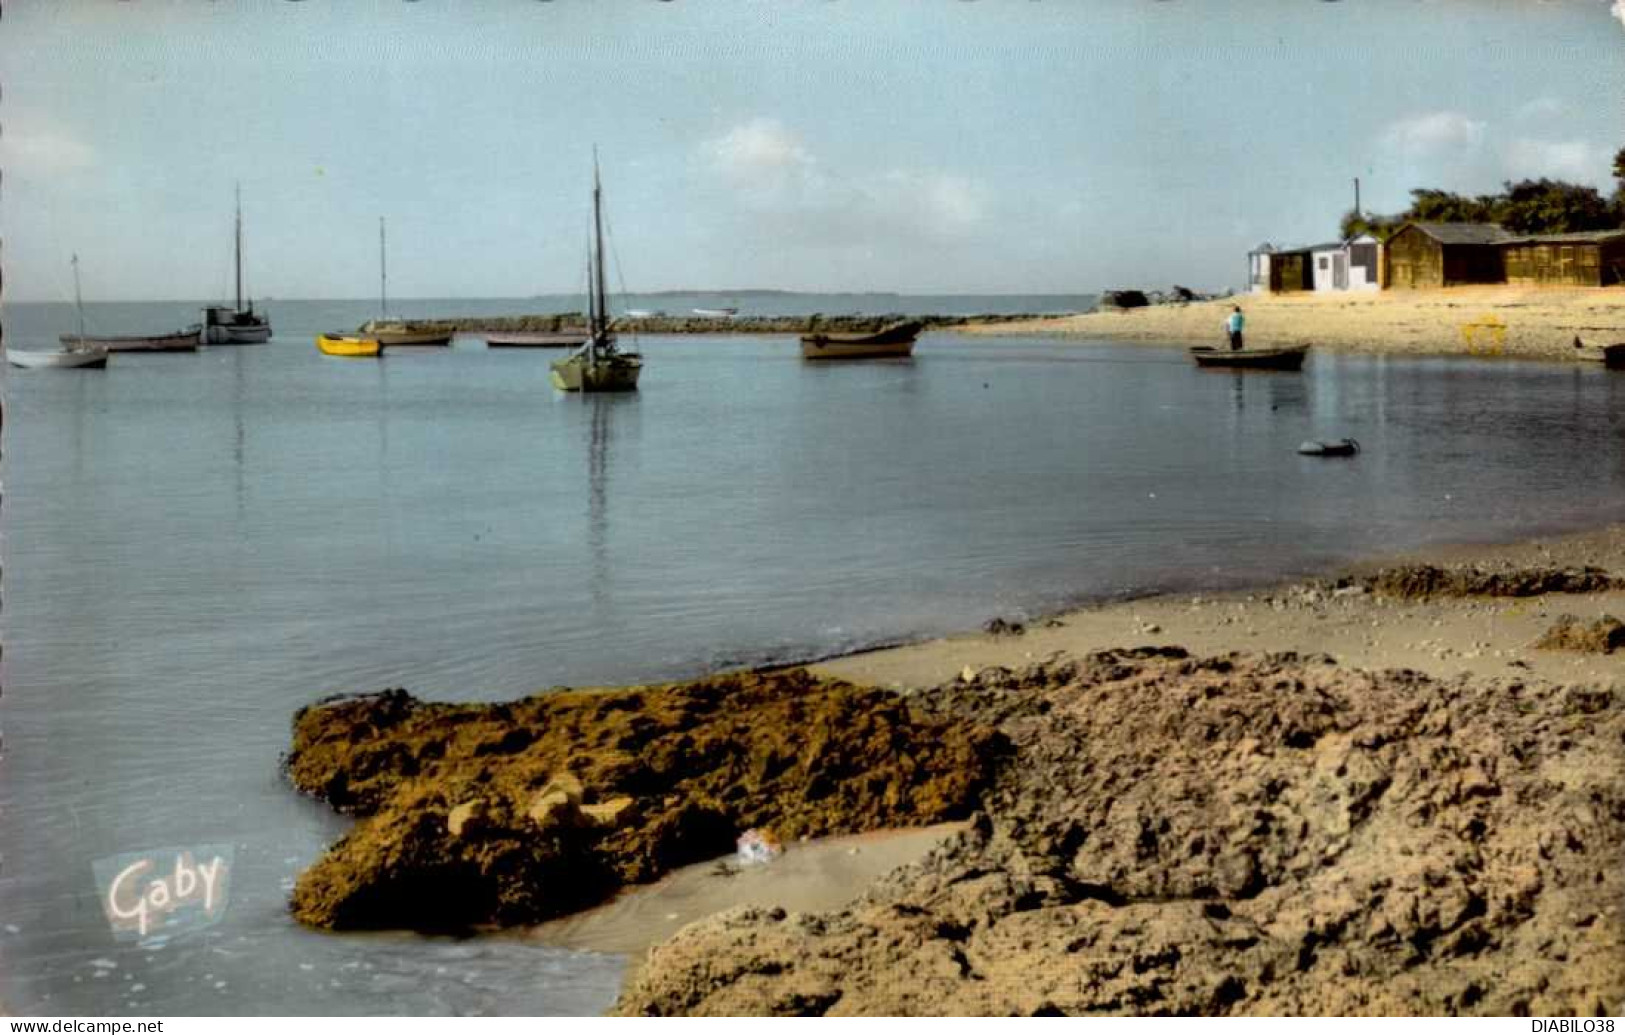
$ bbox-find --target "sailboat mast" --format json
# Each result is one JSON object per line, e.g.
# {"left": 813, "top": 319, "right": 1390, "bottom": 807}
{"left": 72, "top": 253, "right": 86, "bottom": 344}
{"left": 592, "top": 156, "right": 608, "bottom": 340}
{"left": 379, "top": 217, "right": 388, "bottom": 319}
{"left": 234, "top": 183, "right": 244, "bottom": 311}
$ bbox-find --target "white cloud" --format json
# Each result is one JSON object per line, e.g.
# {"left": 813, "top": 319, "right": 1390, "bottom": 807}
{"left": 704, "top": 119, "right": 988, "bottom": 245}
{"left": 711, "top": 118, "right": 812, "bottom": 186}
{"left": 1380, "top": 111, "right": 1486, "bottom": 157}
{"left": 1503, "top": 137, "right": 1607, "bottom": 183}
{"left": 1513, "top": 96, "right": 1565, "bottom": 122}
{"left": 1, "top": 125, "right": 96, "bottom": 174}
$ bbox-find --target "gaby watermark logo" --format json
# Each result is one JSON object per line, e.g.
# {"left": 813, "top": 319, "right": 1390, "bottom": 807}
{"left": 92, "top": 845, "right": 233, "bottom": 942}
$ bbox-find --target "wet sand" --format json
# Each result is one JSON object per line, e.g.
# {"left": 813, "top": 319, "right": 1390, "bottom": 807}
{"left": 532, "top": 823, "right": 964, "bottom": 959}
{"left": 962, "top": 286, "right": 1625, "bottom": 359}
{"left": 812, "top": 522, "right": 1625, "bottom": 692}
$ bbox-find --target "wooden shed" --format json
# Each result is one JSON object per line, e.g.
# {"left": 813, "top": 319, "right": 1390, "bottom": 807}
{"left": 1502, "top": 230, "right": 1625, "bottom": 287}
{"left": 1249, "top": 244, "right": 1313, "bottom": 293}
{"left": 1383, "top": 222, "right": 1507, "bottom": 289}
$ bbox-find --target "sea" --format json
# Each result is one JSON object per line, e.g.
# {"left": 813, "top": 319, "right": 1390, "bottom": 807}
{"left": 3, "top": 294, "right": 1625, "bottom": 1015}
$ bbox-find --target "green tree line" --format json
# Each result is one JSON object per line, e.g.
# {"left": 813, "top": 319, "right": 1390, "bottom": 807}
{"left": 1340, "top": 147, "right": 1625, "bottom": 240}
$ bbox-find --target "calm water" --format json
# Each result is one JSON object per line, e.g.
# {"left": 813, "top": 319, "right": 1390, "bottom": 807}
{"left": 4, "top": 308, "right": 1625, "bottom": 1015}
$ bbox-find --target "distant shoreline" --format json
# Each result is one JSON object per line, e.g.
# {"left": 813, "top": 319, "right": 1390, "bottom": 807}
{"left": 963, "top": 285, "right": 1625, "bottom": 359}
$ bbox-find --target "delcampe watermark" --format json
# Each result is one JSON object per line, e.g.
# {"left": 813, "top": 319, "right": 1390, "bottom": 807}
{"left": 92, "top": 845, "right": 233, "bottom": 942}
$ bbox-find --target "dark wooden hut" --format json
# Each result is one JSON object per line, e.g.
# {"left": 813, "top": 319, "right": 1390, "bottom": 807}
{"left": 1502, "top": 230, "right": 1625, "bottom": 287}
{"left": 1383, "top": 222, "right": 1507, "bottom": 289}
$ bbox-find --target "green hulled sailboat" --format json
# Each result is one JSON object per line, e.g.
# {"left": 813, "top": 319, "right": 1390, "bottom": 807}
{"left": 550, "top": 158, "right": 642, "bottom": 393}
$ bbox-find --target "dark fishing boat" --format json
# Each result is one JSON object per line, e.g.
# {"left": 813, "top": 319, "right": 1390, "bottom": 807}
{"left": 800, "top": 320, "right": 922, "bottom": 360}
{"left": 1189, "top": 344, "right": 1309, "bottom": 370}
{"left": 202, "top": 185, "right": 272, "bottom": 344}
{"left": 550, "top": 156, "right": 643, "bottom": 393}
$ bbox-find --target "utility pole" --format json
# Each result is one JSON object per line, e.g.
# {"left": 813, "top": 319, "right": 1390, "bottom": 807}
{"left": 1353, "top": 177, "right": 1362, "bottom": 219}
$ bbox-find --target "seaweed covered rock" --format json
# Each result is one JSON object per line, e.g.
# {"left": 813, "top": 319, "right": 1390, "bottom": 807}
{"left": 285, "top": 669, "right": 996, "bottom": 931}
{"left": 1361, "top": 563, "right": 1621, "bottom": 600}
{"left": 1534, "top": 614, "right": 1625, "bottom": 654}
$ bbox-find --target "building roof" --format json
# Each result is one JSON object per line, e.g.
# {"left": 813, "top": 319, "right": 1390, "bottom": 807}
{"left": 1404, "top": 222, "right": 1509, "bottom": 245}
{"left": 1501, "top": 229, "right": 1625, "bottom": 245}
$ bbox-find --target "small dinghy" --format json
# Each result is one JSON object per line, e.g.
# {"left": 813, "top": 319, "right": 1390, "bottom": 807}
{"left": 1298, "top": 438, "right": 1360, "bottom": 457}
{"left": 1191, "top": 344, "right": 1310, "bottom": 370}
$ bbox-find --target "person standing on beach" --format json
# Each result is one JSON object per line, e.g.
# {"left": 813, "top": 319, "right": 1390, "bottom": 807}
{"left": 1226, "top": 306, "right": 1245, "bottom": 351}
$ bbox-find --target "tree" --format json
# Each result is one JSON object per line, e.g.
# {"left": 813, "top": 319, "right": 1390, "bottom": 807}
{"left": 1339, "top": 209, "right": 1402, "bottom": 241}
{"left": 1494, "top": 178, "right": 1613, "bottom": 234}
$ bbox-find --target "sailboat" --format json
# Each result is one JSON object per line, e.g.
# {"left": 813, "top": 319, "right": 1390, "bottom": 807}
{"left": 202, "top": 184, "right": 272, "bottom": 344}
{"left": 55, "top": 254, "right": 200, "bottom": 352}
{"left": 359, "top": 217, "right": 453, "bottom": 346}
{"left": 8, "top": 255, "right": 110, "bottom": 369}
{"left": 550, "top": 157, "right": 643, "bottom": 393}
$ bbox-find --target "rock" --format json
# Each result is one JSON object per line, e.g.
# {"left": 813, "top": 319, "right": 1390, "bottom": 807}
{"left": 618, "top": 649, "right": 1625, "bottom": 1017}
{"left": 580, "top": 796, "right": 635, "bottom": 828}
{"left": 1534, "top": 614, "right": 1625, "bottom": 654}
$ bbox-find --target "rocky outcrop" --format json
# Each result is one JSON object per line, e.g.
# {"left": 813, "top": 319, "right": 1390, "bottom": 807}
{"left": 618, "top": 649, "right": 1624, "bottom": 1016}
{"left": 283, "top": 670, "right": 996, "bottom": 931}
{"left": 1535, "top": 614, "right": 1625, "bottom": 654}
{"left": 1353, "top": 564, "right": 1622, "bottom": 600}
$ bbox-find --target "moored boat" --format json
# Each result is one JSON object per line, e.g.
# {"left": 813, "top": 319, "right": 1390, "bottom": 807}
{"left": 800, "top": 320, "right": 923, "bottom": 360}
{"left": 7, "top": 345, "right": 108, "bottom": 369}
{"left": 316, "top": 332, "right": 383, "bottom": 358}
{"left": 485, "top": 330, "right": 590, "bottom": 347}
{"left": 57, "top": 254, "right": 200, "bottom": 352}
{"left": 358, "top": 218, "right": 452, "bottom": 346}
{"left": 1190, "top": 344, "right": 1309, "bottom": 370}
{"left": 550, "top": 156, "right": 643, "bottom": 394}
{"left": 58, "top": 329, "right": 200, "bottom": 352}
{"left": 361, "top": 322, "right": 455, "bottom": 346}
{"left": 202, "top": 185, "right": 272, "bottom": 344}
{"left": 691, "top": 306, "right": 738, "bottom": 318}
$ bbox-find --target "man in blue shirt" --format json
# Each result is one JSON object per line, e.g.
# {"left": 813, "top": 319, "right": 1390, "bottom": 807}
{"left": 1226, "top": 306, "right": 1245, "bottom": 350}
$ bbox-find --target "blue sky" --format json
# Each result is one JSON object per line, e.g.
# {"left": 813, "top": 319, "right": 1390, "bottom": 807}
{"left": 3, "top": 0, "right": 1622, "bottom": 301}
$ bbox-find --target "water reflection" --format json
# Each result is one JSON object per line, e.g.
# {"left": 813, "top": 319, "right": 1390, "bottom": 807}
{"left": 582, "top": 395, "right": 637, "bottom": 620}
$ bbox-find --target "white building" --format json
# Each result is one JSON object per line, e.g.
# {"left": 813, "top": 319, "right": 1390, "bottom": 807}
{"left": 1309, "top": 234, "right": 1381, "bottom": 292}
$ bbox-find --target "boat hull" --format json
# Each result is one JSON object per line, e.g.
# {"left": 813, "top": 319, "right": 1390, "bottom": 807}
{"left": 362, "top": 324, "right": 454, "bottom": 346}
{"left": 60, "top": 330, "right": 200, "bottom": 352}
{"left": 316, "top": 333, "right": 383, "bottom": 358}
{"left": 7, "top": 347, "right": 108, "bottom": 369}
{"left": 202, "top": 307, "right": 272, "bottom": 344}
{"left": 203, "top": 323, "right": 272, "bottom": 344}
{"left": 800, "top": 321, "right": 922, "bottom": 359}
{"left": 691, "top": 308, "right": 738, "bottom": 318}
{"left": 549, "top": 354, "right": 643, "bottom": 392}
{"left": 1190, "top": 345, "right": 1309, "bottom": 370}
{"left": 485, "top": 331, "right": 590, "bottom": 347}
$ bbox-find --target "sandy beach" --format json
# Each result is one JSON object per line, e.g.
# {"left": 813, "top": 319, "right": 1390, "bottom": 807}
{"left": 963, "top": 286, "right": 1625, "bottom": 359}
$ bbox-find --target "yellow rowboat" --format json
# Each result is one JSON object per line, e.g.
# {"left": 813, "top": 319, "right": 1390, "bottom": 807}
{"left": 316, "top": 332, "right": 383, "bottom": 358}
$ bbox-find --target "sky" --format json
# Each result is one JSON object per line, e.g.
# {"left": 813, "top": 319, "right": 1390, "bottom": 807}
{"left": 2, "top": 0, "right": 1622, "bottom": 302}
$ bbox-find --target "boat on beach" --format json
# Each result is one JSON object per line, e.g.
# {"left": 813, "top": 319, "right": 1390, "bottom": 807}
{"left": 550, "top": 156, "right": 642, "bottom": 393}
{"left": 691, "top": 307, "right": 739, "bottom": 318}
{"left": 202, "top": 185, "right": 272, "bottom": 344}
{"left": 800, "top": 320, "right": 923, "bottom": 360}
{"left": 316, "top": 332, "right": 383, "bottom": 358}
{"left": 1189, "top": 344, "right": 1309, "bottom": 370}
{"left": 484, "top": 330, "right": 590, "bottom": 348}
{"left": 55, "top": 256, "right": 200, "bottom": 352}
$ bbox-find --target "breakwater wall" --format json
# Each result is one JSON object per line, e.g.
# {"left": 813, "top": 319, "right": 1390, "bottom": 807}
{"left": 399, "top": 313, "right": 1049, "bottom": 335}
